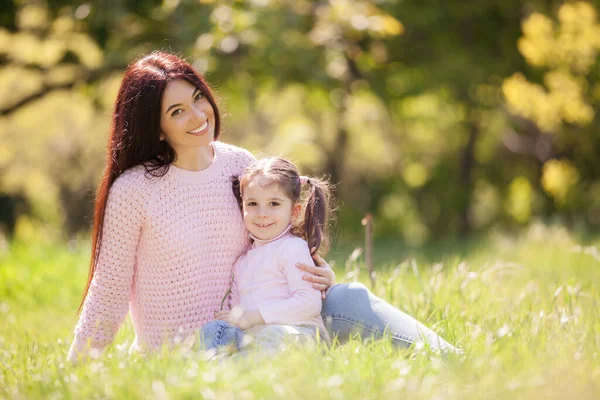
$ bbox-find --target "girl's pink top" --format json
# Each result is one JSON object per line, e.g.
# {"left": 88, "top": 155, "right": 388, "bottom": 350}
{"left": 68, "top": 142, "right": 255, "bottom": 361}
{"left": 230, "top": 233, "right": 328, "bottom": 341}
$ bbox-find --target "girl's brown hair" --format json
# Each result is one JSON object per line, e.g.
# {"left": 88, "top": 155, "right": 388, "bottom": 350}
{"left": 78, "top": 51, "right": 221, "bottom": 313}
{"left": 232, "top": 157, "right": 333, "bottom": 255}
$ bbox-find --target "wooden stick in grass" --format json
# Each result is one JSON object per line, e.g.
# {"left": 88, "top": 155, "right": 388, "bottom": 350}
{"left": 361, "top": 213, "right": 375, "bottom": 287}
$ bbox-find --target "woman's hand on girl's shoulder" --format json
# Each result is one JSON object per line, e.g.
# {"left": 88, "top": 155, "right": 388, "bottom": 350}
{"left": 295, "top": 250, "right": 336, "bottom": 299}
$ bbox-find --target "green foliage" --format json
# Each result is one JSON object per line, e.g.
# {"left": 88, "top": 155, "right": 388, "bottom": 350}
{"left": 506, "top": 176, "right": 534, "bottom": 223}
{"left": 1, "top": 227, "right": 599, "bottom": 398}
{"left": 502, "top": 1, "right": 600, "bottom": 225}
{"left": 1, "top": 0, "right": 600, "bottom": 242}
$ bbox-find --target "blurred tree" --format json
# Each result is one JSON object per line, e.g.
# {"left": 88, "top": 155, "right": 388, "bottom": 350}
{"left": 0, "top": 0, "right": 112, "bottom": 235}
{"left": 187, "top": 0, "right": 406, "bottom": 236}
{"left": 379, "top": 0, "right": 531, "bottom": 238}
{"left": 1, "top": 0, "right": 599, "bottom": 242}
{"left": 503, "top": 1, "right": 600, "bottom": 222}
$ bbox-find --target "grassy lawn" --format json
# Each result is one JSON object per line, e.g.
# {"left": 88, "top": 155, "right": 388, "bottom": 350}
{"left": 1, "top": 223, "right": 598, "bottom": 399}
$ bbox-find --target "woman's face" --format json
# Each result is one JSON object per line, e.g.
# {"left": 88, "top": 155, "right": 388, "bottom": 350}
{"left": 160, "top": 78, "right": 215, "bottom": 153}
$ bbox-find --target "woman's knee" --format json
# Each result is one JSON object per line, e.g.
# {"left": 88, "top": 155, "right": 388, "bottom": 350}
{"left": 325, "top": 282, "right": 371, "bottom": 308}
{"left": 345, "top": 282, "right": 369, "bottom": 294}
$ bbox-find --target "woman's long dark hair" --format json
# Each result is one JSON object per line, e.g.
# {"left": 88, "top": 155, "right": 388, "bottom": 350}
{"left": 232, "top": 157, "right": 333, "bottom": 255}
{"left": 78, "top": 51, "right": 221, "bottom": 313}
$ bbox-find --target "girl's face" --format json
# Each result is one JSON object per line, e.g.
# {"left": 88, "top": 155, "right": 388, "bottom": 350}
{"left": 160, "top": 78, "right": 215, "bottom": 154}
{"left": 241, "top": 175, "right": 300, "bottom": 241}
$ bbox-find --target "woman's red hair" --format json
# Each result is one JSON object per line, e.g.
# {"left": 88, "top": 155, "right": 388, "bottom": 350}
{"left": 78, "top": 51, "right": 221, "bottom": 313}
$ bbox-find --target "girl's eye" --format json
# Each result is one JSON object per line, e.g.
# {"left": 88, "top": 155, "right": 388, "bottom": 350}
{"left": 171, "top": 109, "right": 182, "bottom": 117}
{"left": 194, "top": 91, "right": 204, "bottom": 102}
{"left": 247, "top": 202, "right": 257, "bottom": 207}
{"left": 270, "top": 202, "right": 280, "bottom": 207}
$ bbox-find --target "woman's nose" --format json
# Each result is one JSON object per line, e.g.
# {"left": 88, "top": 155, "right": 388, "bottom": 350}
{"left": 192, "top": 105, "right": 207, "bottom": 121}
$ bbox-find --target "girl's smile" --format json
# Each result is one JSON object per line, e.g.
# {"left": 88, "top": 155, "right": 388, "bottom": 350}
{"left": 241, "top": 176, "right": 300, "bottom": 241}
{"left": 255, "top": 222, "right": 275, "bottom": 227}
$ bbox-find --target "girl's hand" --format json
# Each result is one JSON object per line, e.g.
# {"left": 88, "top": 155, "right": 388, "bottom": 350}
{"left": 296, "top": 250, "right": 336, "bottom": 299}
{"left": 217, "top": 308, "right": 264, "bottom": 330}
{"left": 215, "top": 310, "right": 230, "bottom": 320}
{"left": 236, "top": 310, "right": 264, "bottom": 330}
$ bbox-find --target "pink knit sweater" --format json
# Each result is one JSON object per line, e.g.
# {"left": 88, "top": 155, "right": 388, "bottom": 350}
{"left": 68, "top": 142, "right": 255, "bottom": 361}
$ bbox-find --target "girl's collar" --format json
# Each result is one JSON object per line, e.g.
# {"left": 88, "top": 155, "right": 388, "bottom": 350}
{"left": 249, "top": 225, "right": 292, "bottom": 247}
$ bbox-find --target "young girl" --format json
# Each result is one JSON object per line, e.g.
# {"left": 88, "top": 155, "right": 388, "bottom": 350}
{"left": 201, "top": 157, "right": 332, "bottom": 352}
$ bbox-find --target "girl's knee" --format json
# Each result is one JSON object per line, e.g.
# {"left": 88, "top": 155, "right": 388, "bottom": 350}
{"left": 200, "top": 320, "right": 229, "bottom": 343}
{"left": 257, "top": 325, "right": 288, "bottom": 340}
{"left": 200, "top": 320, "right": 242, "bottom": 349}
{"left": 254, "top": 326, "right": 300, "bottom": 351}
{"left": 201, "top": 320, "right": 228, "bottom": 334}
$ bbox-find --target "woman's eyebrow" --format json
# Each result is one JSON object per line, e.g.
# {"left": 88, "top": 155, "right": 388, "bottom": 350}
{"left": 165, "top": 103, "right": 182, "bottom": 114}
{"left": 165, "top": 88, "right": 201, "bottom": 114}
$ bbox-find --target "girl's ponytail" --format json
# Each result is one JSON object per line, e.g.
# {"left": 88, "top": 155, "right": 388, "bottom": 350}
{"left": 302, "top": 177, "right": 332, "bottom": 255}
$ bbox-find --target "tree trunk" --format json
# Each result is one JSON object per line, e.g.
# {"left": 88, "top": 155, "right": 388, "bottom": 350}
{"left": 325, "top": 90, "right": 349, "bottom": 187}
{"left": 458, "top": 117, "right": 479, "bottom": 237}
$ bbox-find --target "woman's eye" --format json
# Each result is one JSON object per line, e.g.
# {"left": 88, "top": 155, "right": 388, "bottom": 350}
{"left": 171, "top": 109, "right": 182, "bottom": 117}
{"left": 194, "top": 92, "right": 204, "bottom": 101}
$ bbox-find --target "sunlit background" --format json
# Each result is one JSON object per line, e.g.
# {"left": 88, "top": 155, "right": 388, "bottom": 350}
{"left": 2, "top": 3, "right": 600, "bottom": 399}
{"left": 1, "top": 0, "right": 599, "bottom": 246}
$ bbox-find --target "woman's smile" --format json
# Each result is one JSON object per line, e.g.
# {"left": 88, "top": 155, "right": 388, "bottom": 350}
{"left": 188, "top": 120, "right": 208, "bottom": 135}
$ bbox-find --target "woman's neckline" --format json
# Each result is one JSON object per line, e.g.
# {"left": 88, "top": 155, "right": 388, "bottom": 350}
{"left": 167, "top": 141, "right": 227, "bottom": 183}
{"left": 172, "top": 143, "right": 215, "bottom": 172}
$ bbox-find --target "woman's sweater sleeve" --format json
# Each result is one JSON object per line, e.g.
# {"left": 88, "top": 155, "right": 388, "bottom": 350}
{"left": 67, "top": 173, "right": 145, "bottom": 363}
{"left": 258, "top": 240, "right": 322, "bottom": 324}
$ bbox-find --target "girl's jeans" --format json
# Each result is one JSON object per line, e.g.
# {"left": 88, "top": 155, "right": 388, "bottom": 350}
{"left": 200, "top": 322, "right": 319, "bottom": 352}
{"left": 321, "top": 282, "right": 457, "bottom": 352}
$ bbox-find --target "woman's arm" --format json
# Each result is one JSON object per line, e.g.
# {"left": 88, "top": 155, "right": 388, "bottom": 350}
{"left": 67, "top": 175, "right": 144, "bottom": 364}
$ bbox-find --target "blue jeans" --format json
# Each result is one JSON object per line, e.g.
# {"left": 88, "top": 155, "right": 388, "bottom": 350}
{"left": 200, "top": 321, "right": 319, "bottom": 352}
{"left": 201, "top": 283, "right": 458, "bottom": 353}
{"left": 200, "top": 320, "right": 245, "bottom": 350}
{"left": 321, "top": 282, "right": 458, "bottom": 352}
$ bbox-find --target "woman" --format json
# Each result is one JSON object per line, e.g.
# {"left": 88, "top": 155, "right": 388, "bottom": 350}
{"left": 68, "top": 51, "right": 456, "bottom": 363}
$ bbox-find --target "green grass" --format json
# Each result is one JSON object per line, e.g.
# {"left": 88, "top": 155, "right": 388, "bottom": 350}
{"left": 1, "top": 223, "right": 599, "bottom": 399}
